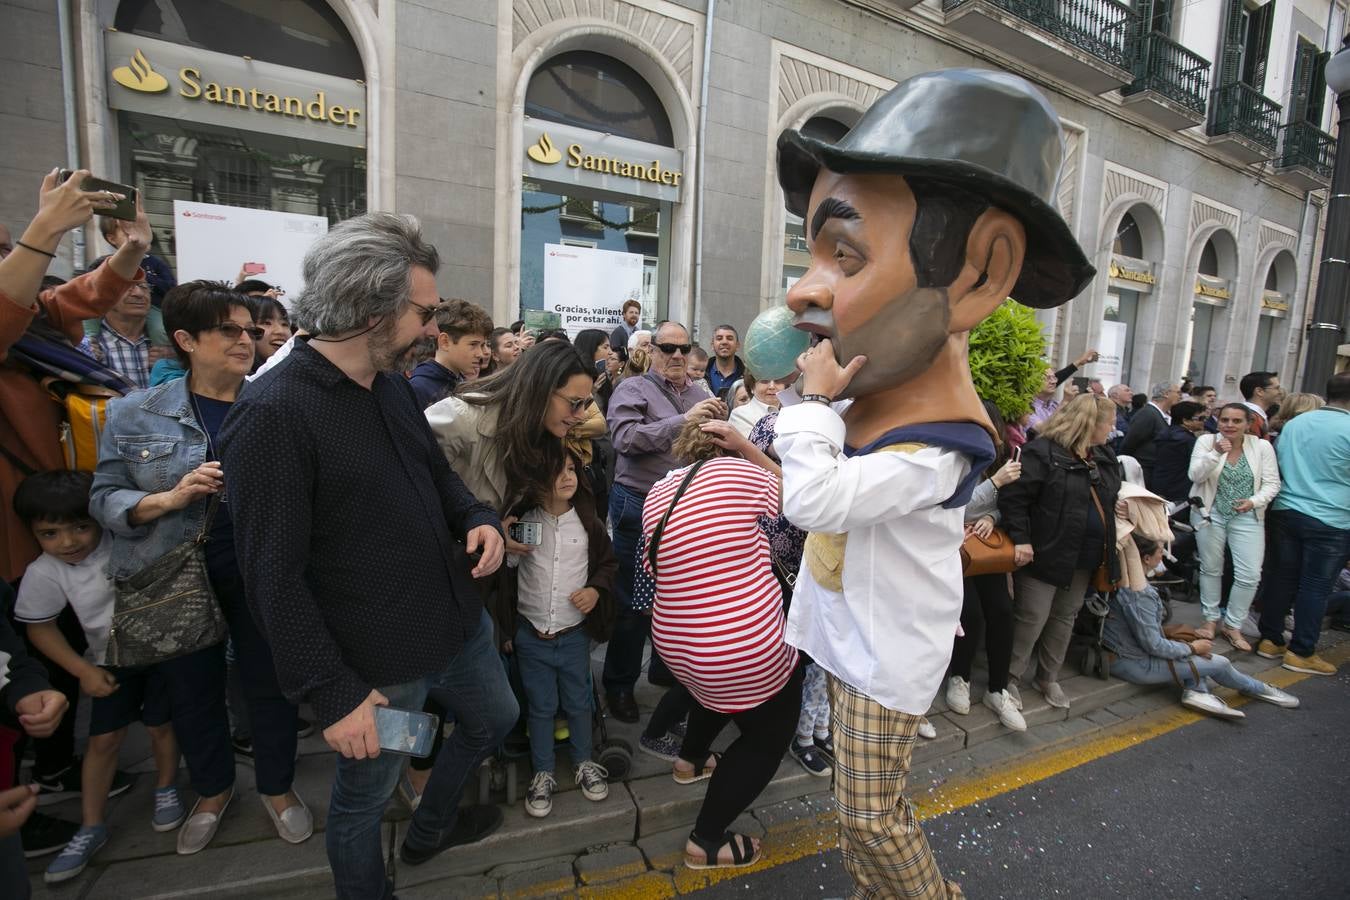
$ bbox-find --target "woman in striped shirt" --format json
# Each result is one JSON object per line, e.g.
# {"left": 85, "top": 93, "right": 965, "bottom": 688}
{"left": 642, "top": 420, "right": 802, "bottom": 870}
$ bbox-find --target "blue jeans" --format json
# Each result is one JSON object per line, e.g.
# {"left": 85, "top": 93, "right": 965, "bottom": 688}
{"left": 0, "top": 833, "right": 29, "bottom": 900}
{"left": 1109, "top": 652, "right": 1267, "bottom": 695}
{"left": 514, "top": 623, "right": 593, "bottom": 773}
{"left": 1259, "top": 509, "right": 1350, "bottom": 657}
{"left": 603, "top": 481, "right": 648, "bottom": 693}
{"left": 1193, "top": 509, "right": 1264, "bottom": 629}
{"left": 326, "top": 609, "right": 518, "bottom": 900}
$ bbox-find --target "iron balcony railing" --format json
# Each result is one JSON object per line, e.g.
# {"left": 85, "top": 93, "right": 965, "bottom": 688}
{"left": 942, "top": 0, "right": 1136, "bottom": 70}
{"left": 1277, "top": 120, "right": 1335, "bottom": 178}
{"left": 1210, "top": 82, "right": 1282, "bottom": 150}
{"left": 1122, "top": 30, "right": 1210, "bottom": 115}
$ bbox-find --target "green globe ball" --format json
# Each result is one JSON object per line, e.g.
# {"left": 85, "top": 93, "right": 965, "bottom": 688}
{"left": 743, "top": 305, "right": 810, "bottom": 382}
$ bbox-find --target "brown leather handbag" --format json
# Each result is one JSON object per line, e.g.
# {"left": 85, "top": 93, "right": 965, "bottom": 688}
{"left": 1087, "top": 485, "right": 1122, "bottom": 594}
{"left": 960, "top": 526, "right": 1017, "bottom": 576}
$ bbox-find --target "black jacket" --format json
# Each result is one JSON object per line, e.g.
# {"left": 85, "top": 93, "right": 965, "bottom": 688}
{"left": 1120, "top": 403, "right": 1167, "bottom": 473}
{"left": 998, "top": 438, "right": 1123, "bottom": 589}
{"left": 1152, "top": 424, "right": 1198, "bottom": 503}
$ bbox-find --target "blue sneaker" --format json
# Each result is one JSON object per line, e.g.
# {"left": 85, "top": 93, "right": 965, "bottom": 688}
{"left": 44, "top": 824, "right": 108, "bottom": 884}
{"left": 638, "top": 731, "right": 681, "bottom": 762}
{"left": 152, "top": 787, "right": 187, "bottom": 832}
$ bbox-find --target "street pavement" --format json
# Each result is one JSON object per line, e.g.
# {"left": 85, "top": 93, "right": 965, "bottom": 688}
{"left": 688, "top": 666, "right": 1350, "bottom": 899}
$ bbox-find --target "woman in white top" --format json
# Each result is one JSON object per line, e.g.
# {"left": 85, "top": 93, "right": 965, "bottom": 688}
{"left": 728, "top": 371, "right": 787, "bottom": 438}
{"left": 1187, "top": 403, "right": 1280, "bottom": 650}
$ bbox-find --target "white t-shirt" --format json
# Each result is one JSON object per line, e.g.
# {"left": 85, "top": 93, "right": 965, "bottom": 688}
{"left": 14, "top": 535, "right": 115, "bottom": 665}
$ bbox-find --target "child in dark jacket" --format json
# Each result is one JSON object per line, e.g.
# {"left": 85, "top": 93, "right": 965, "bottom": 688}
{"left": 505, "top": 456, "right": 616, "bottom": 819}
{"left": 1102, "top": 534, "right": 1298, "bottom": 719}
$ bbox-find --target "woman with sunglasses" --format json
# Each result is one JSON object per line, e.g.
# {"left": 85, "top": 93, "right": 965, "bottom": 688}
{"left": 998, "top": 394, "right": 1123, "bottom": 710}
{"left": 91, "top": 281, "right": 311, "bottom": 854}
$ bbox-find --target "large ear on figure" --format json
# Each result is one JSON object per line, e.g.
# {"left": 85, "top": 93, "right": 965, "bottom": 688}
{"left": 946, "top": 208, "right": 1026, "bottom": 334}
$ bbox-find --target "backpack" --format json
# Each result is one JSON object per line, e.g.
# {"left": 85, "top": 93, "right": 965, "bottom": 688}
{"left": 7, "top": 316, "right": 135, "bottom": 472}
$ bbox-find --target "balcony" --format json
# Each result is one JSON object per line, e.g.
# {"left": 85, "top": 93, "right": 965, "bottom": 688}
{"left": 1120, "top": 31, "right": 1210, "bottom": 130}
{"left": 1207, "top": 82, "right": 1282, "bottom": 163}
{"left": 1273, "top": 120, "right": 1335, "bottom": 190}
{"left": 943, "top": 0, "right": 1136, "bottom": 94}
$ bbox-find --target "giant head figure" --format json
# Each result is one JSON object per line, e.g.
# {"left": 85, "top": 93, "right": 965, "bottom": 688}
{"left": 776, "top": 69, "right": 1093, "bottom": 438}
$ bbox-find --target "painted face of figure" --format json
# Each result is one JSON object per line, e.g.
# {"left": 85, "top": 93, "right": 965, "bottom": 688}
{"left": 786, "top": 171, "right": 952, "bottom": 400}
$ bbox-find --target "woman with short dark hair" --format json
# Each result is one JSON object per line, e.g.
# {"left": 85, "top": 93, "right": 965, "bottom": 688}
{"left": 91, "top": 280, "right": 311, "bottom": 854}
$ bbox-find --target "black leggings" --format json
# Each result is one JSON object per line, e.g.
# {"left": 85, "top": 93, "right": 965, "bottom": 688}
{"left": 950, "top": 574, "right": 1014, "bottom": 693}
{"left": 679, "top": 662, "right": 803, "bottom": 842}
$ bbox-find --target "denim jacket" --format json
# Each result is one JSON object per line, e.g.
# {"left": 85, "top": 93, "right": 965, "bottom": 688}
{"left": 90, "top": 378, "right": 212, "bottom": 580}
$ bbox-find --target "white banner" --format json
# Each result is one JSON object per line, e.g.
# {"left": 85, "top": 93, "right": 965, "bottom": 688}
{"left": 541, "top": 243, "right": 644, "bottom": 337}
{"left": 172, "top": 201, "right": 328, "bottom": 305}
{"left": 1095, "top": 319, "right": 1129, "bottom": 387}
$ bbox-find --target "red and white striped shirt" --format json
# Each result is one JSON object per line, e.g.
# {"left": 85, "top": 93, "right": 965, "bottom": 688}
{"left": 642, "top": 456, "right": 797, "bottom": 713}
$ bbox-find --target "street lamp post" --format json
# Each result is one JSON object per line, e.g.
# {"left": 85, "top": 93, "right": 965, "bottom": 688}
{"left": 1303, "top": 34, "right": 1350, "bottom": 393}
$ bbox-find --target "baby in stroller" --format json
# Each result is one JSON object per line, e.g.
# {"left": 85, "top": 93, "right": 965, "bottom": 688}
{"left": 1102, "top": 533, "right": 1299, "bottom": 719}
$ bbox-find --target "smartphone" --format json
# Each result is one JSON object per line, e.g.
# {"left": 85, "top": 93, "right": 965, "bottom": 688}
{"left": 242, "top": 261, "right": 267, "bottom": 275}
{"left": 58, "top": 170, "right": 138, "bottom": 221}
{"left": 373, "top": 705, "right": 439, "bottom": 757}
{"left": 508, "top": 521, "right": 543, "bottom": 546}
{"left": 1012, "top": 445, "right": 1022, "bottom": 463}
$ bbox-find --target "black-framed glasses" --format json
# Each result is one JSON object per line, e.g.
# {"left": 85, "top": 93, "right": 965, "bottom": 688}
{"left": 409, "top": 300, "right": 443, "bottom": 326}
{"left": 212, "top": 323, "right": 265, "bottom": 341}
{"left": 554, "top": 392, "right": 589, "bottom": 413}
{"left": 655, "top": 342, "right": 692, "bottom": 355}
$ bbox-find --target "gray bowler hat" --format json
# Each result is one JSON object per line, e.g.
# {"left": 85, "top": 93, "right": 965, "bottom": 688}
{"left": 777, "top": 68, "right": 1094, "bottom": 309}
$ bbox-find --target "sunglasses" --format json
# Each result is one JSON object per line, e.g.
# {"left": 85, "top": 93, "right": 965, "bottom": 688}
{"left": 655, "top": 342, "right": 692, "bottom": 355}
{"left": 212, "top": 323, "right": 265, "bottom": 341}
{"left": 409, "top": 300, "right": 443, "bottom": 326}
{"left": 554, "top": 393, "right": 590, "bottom": 413}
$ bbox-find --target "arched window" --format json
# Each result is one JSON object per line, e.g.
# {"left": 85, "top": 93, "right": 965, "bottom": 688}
{"left": 1198, "top": 239, "right": 1219, "bottom": 276}
{"left": 525, "top": 51, "right": 673, "bottom": 146}
{"left": 114, "top": 0, "right": 363, "bottom": 80}
{"left": 1113, "top": 213, "right": 1144, "bottom": 257}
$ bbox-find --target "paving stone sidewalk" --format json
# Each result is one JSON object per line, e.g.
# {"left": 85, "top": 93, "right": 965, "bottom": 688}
{"left": 25, "top": 596, "right": 1343, "bottom": 899}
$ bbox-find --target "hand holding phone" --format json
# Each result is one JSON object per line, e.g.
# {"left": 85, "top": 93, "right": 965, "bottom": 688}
{"left": 508, "top": 521, "right": 543, "bottom": 546}
{"left": 56, "top": 170, "right": 138, "bottom": 221}
{"left": 372, "top": 705, "right": 439, "bottom": 757}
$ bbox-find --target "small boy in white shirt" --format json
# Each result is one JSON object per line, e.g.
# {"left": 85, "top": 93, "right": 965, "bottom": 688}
{"left": 507, "top": 457, "right": 616, "bottom": 818}
{"left": 13, "top": 471, "right": 185, "bottom": 884}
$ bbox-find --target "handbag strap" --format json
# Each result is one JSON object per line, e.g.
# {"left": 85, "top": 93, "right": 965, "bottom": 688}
{"left": 195, "top": 493, "right": 222, "bottom": 543}
{"left": 647, "top": 459, "right": 706, "bottom": 578}
{"left": 1087, "top": 482, "right": 1111, "bottom": 570}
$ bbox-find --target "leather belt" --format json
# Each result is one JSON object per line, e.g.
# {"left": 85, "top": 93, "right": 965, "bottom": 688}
{"left": 532, "top": 621, "right": 585, "bottom": 641}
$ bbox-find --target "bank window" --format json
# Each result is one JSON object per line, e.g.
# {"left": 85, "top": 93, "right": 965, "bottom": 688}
{"left": 525, "top": 51, "right": 673, "bottom": 146}
{"left": 114, "top": 0, "right": 363, "bottom": 80}
{"left": 199, "top": 149, "right": 269, "bottom": 210}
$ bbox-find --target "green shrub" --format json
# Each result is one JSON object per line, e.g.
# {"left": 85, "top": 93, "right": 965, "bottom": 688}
{"left": 969, "top": 300, "right": 1047, "bottom": 422}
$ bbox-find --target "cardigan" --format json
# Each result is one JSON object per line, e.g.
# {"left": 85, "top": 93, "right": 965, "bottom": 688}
{"left": 1186, "top": 433, "right": 1280, "bottom": 522}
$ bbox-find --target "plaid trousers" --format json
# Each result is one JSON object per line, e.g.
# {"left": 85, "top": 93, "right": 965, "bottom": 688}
{"left": 828, "top": 676, "right": 964, "bottom": 900}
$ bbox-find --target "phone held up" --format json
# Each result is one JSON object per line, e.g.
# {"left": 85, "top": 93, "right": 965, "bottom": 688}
{"left": 508, "top": 521, "right": 543, "bottom": 546}
{"left": 57, "top": 170, "right": 139, "bottom": 222}
{"left": 372, "top": 705, "right": 439, "bottom": 757}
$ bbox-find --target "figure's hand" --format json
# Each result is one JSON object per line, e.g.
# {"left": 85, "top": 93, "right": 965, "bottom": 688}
{"left": 80, "top": 668, "right": 119, "bottom": 699}
{"left": 992, "top": 459, "right": 1021, "bottom": 488}
{"left": 467, "top": 524, "right": 504, "bottom": 577}
{"left": 796, "top": 339, "right": 865, "bottom": 400}
{"left": 569, "top": 587, "right": 599, "bottom": 615}
{"left": 700, "top": 419, "right": 752, "bottom": 456}
{"left": 500, "top": 516, "right": 534, "bottom": 556}
{"left": 1232, "top": 498, "right": 1255, "bottom": 514}
{"left": 970, "top": 516, "right": 995, "bottom": 540}
{"left": 322, "top": 689, "right": 387, "bottom": 759}
{"left": 1189, "top": 639, "right": 1213, "bottom": 658}
{"left": 15, "top": 690, "right": 68, "bottom": 739}
{"left": 170, "top": 461, "right": 224, "bottom": 508}
{"left": 684, "top": 398, "right": 726, "bottom": 423}
{"left": 0, "top": 785, "right": 39, "bottom": 839}
{"left": 1014, "top": 544, "right": 1034, "bottom": 567}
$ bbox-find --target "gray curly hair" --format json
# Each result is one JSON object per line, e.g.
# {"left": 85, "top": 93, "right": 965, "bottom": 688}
{"left": 292, "top": 212, "right": 439, "bottom": 336}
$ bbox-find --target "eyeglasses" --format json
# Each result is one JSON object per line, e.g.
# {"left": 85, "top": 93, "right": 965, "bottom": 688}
{"left": 409, "top": 300, "right": 443, "bottom": 326}
{"left": 211, "top": 323, "right": 265, "bottom": 341}
{"left": 655, "top": 342, "right": 692, "bottom": 355}
{"left": 554, "top": 393, "right": 590, "bottom": 413}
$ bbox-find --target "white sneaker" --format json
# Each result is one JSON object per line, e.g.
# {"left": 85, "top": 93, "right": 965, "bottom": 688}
{"left": 525, "top": 771, "right": 556, "bottom": 818}
{"left": 982, "top": 689, "right": 1027, "bottom": 731}
{"left": 1005, "top": 682, "right": 1024, "bottom": 711}
{"left": 1180, "top": 689, "right": 1245, "bottom": 720}
{"left": 917, "top": 717, "right": 937, "bottom": 739}
{"left": 1250, "top": 684, "right": 1299, "bottom": 709}
{"left": 945, "top": 677, "right": 971, "bottom": 715}
{"left": 574, "top": 760, "right": 609, "bottom": 802}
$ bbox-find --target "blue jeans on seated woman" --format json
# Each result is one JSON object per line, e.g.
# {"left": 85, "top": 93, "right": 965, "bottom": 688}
{"left": 514, "top": 623, "right": 593, "bottom": 774}
{"left": 326, "top": 608, "right": 518, "bottom": 900}
{"left": 1109, "top": 652, "right": 1266, "bottom": 696}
